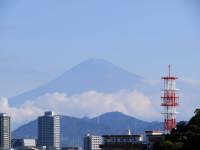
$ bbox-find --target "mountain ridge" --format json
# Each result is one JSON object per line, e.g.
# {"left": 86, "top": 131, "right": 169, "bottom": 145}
{"left": 12, "top": 111, "right": 163, "bottom": 147}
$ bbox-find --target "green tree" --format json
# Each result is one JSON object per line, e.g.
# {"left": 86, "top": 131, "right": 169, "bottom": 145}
{"left": 153, "top": 108, "right": 200, "bottom": 150}
{"left": 183, "top": 109, "right": 200, "bottom": 150}
{"left": 154, "top": 140, "right": 183, "bottom": 150}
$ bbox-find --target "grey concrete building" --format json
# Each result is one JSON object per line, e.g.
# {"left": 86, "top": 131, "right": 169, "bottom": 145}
{"left": 84, "top": 134, "right": 103, "bottom": 150}
{"left": 12, "top": 138, "right": 37, "bottom": 150}
{"left": 145, "top": 131, "right": 164, "bottom": 150}
{"left": 100, "top": 134, "right": 144, "bottom": 150}
{"left": 0, "top": 113, "right": 11, "bottom": 150}
{"left": 38, "top": 111, "right": 60, "bottom": 150}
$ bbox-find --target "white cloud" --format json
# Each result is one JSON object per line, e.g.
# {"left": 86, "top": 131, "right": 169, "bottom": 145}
{"left": 33, "top": 90, "right": 159, "bottom": 120}
{"left": 0, "top": 90, "right": 159, "bottom": 128}
{"left": 1, "top": 77, "right": 199, "bottom": 129}
{"left": 0, "top": 97, "right": 42, "bottom": 127}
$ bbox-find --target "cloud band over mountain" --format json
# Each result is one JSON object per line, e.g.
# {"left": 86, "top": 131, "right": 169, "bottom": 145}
{"left": 0, "top": 90, "right": 159, "bottom": 128}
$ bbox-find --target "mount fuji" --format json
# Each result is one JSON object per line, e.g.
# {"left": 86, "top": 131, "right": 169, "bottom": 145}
{"left": 10, "top": 59, "right": 142, "bottom": 106}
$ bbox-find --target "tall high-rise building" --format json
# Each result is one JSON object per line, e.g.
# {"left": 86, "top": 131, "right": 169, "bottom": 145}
{"left": 84, "top": 134, "right": 103, "bottom": 150}
{"left": 0, "top": 113, "right": 11, "bottom": 150}
{"left": 38, "top": 111, "right": 60, "bottom": 150}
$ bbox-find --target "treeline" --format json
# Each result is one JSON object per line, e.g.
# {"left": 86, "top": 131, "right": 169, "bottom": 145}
{"left": 153, "top": 109, "right": 200, "bottom": 150}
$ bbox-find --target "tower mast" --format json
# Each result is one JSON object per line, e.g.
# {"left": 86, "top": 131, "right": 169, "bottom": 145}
{"left": 161, "top": 65, "right": 179, "bottom": 133}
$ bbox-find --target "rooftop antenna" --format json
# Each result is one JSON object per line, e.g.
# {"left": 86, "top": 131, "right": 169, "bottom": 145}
{"left": 168, "top": 64, "right": 171, "bottom": 77}
{"left": 128, "top": 128, "right": 131, "bottom": 135}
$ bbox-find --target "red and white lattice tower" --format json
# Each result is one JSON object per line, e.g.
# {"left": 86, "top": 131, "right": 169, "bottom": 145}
{"left": 161, "top": 65, "right": 179, "bottom": 133}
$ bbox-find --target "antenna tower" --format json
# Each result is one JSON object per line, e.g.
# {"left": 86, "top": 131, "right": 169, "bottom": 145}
{"left": 161, "top": 65, "right": 179, "bottom": 133}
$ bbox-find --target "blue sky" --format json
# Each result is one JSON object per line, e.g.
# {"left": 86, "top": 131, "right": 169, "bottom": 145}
{"left": 0, "top": 0, "right": 200, "bottom": 97}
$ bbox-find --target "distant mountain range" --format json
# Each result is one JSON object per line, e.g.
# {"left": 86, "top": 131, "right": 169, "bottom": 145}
{"left": 10, "top": 58, "right": 162, "bottom": 145}
{"left": 10, "top": 59, "right": 142, "bottom": 106}
{"left": 12, "top": 112, "right": 163, "bottom": 147}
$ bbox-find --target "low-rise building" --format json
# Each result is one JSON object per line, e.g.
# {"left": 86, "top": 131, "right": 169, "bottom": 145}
{"left": 12, "top": 138, "right": 38, "bottom": 150}
{"left": 145, "top": 131, "right": 165, "bottom": 150}
{"left": 84, "top": 134, "right": 103, "bottom": 150}
{"left": 100, "top": 134, "right": 144, "bottom": 150}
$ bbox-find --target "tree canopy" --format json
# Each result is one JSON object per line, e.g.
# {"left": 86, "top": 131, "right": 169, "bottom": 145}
{"left": 154, "top": 108, "right": 200, "bottom": 150}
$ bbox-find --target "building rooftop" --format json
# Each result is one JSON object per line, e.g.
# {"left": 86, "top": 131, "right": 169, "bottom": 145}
{"left": 44, "top": 111, "right": 55, "bottom": 116}
{"left": 102, "top": 134, "right": 143, "bottom": 138}
{"left": 145, "top": 130, "right": 164, "bottom": 136}
{"left": 0, "top": 113, "right": 9, "bottom": 117}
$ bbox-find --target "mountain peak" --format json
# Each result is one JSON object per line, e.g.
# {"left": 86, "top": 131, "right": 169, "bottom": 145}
{"left": 79, "top": 58, "right": 111, "bottom": 65}
{"left": 95, "top": 111, "right": 142, "bottom": 123}
{"left": 69, "top": 58, "right": 128, "bottom": 73}
{"left": 97, "top": 111, "right": 129, "bottom": 118}
{"left": 10, "top": 59, "right": 142, "bottom": 106}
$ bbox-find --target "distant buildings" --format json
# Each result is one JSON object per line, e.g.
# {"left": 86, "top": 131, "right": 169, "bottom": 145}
{"left": 100, "top": 129, "right": 144, "bottom": 150}
{"left": 0, "top": 110, "right": 166, "bottom": 150}
{"left": 38, "top": 111, "right": 60, "bottom": 150}
{"left": 62, "top": 147, "right": 82, "bottom": 150}
{"left": 145, "top": 131, "right": 164, "bottom": 150}
{"left": 0, "top": 113, "right": 11, "bottom": 150}
{"left": 84, "top": 134, "right": 103, "bottom": 150}
{"left": 12, "top": 138, "right": 37, "bottom": 150}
